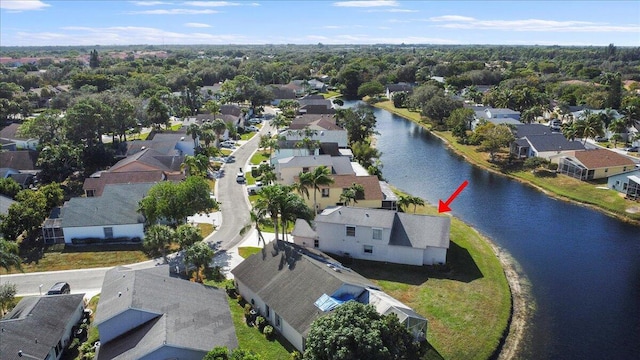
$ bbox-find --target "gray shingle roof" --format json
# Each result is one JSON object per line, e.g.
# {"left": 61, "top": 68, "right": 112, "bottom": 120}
{"left": 60, "top": 183, "right": 153, "bottom": 228}
{"left": 95, "top": 266, "right": 237, "bottom": 359}
{"left": 1, "top": 294, "right": 85, "bottom": 360}
{"left": 231, "top": 241, "right": 375, "bottom": 336}
{"left": 524, "top": 134, "right": 585, "bottom": 152}
{"left": 109, "top": 148, "right": 184, "bottom": 172}
{"left": 291, "top": 218, "right": 317, "bottom": 238}
{"left": 0, "top": 150, "right": 38, "bottom": 171}
{"left": 515, "top": 124, "right": 556, "bottom": 137}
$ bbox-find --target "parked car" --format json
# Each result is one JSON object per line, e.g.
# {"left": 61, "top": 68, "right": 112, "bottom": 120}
{"left": 249, "top": 118, "right": 263, "bottom": 124}
{"left": 595, "top": 136, "right": 608, "bottom": 142}
{"left": 245, "top": 125, "right": 259, "bottom": 132}
{"left": 220, "top": 140, "right": 236, "bottom": 148}
{"left": 626, "top": 146, "right": 639, "bottom": 152}
{"left": 46, "top": 282, "right": 70, "bottom": 295}
{"left": 247, "top": 181, "right": 263, "bottom": 195}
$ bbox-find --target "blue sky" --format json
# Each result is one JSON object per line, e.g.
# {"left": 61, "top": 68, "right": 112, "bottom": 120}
{"left": 1, "top": 0, "right": 638, "bottom": 47}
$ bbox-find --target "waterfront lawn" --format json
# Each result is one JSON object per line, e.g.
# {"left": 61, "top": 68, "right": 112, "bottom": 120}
{"left": 341, "top": 203, "right": 511, "bottom": 360}
{"left": 434, "top": 131, "right": 640, "bottom": 221}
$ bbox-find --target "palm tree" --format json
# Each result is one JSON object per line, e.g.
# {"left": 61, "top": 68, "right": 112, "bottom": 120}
{"left": 279, "top": 191, "right": 312, "bottom": 241}
{"left": 398, "top": 195, "right": 412, "bottom": 213}
{"left": 608, "top": 118, "right": 628, "bottom": 146}
{"left": 409, "top": 196, "right": 425, "bottom": 214}
{"left": 297, "top": 166, "right": 334, "bottom": 213}
{"left": 340, "top": 188, "right": 357, "bottom": 206}
{"left": 254, "top": 185, "right": 287, "bottom": 241}
{"left": 562, "top": 121, "right": 579, "bottom": 142}
{"left": 200, "top": 127, "right": 216, "bottom": 148}
{"left": 181, "top": 154, "right": 211, "bottom": 177}
{"left": 184, "top": 242, "right": 214, "bottom": 283}
{"left": 144, "top": 224, "right": 174, "bottom": 261}
{"left": 250, "top": 208, "right": 267, "bottom": 245}
{"left": 580, "top": 114, "right": 605, "bottom": 144}
{"left": 211, "top": 119, "right": 227, "bottom": 145}
{"left": 186, "top": 123, "right": 201, "bottom": 150}
{"left": 0, "top": 239, "right": 22, "bottom": 273}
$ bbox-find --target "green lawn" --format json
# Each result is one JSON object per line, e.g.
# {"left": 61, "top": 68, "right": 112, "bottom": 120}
{"left": 323, "top": 90, "right": 341, "bottom": 99}
{"left": 238, "top": 247, "right": 262, "bottom": 259}
{"left": 2, "top": 244, "right": 150, "bottom": 274}
{"left": 250, "top": 150, "right": 271, "bottom": 165}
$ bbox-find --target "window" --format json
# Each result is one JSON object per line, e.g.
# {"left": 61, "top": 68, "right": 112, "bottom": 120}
{"left": 321, "top": 188, "right": 330, "bottom": 197}
{"left": 86, "top": 189, "right": 95, "bottom": 197}
{"left": 346, "top": 226, "right": 356, "bottom": 237}
{"left": 265, "top": 305, "right": 270, "bottom": 318}
{"left": 103, "top": 227, "right": 113, "bottom": 238}
{"left": 372, "top": 228, "right": 382, "bottom": 240}
{"left": 302, "top": 167, "right": 309, "bottom": 173}
{"left": 605, "top": 168, "right": 608, "bottom": 173}
{"left": 314, "top": 239, "right": 319, "bottom": 248}
{"left": 363, "top": 245, "right": 373, "bottom": 254}
{"left": 275, "top": 313, "right": 281, "bottom": 328}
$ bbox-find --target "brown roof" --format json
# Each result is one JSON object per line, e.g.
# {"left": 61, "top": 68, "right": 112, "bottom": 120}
{"left": 0, "top": 123, "right": 26, "bottom": 140}
{"left": 320, "top": 174, "right": 383, "bottom": 201}
{"left": 83, "top": 170, "right": 167, "bottom": 197}
{"left": 289, "top": 114, "right": 338, "bottom": 130}
{"left": 0, "top": 150, "right": 39, "bottom": 171}
{"left": 573, "top": 149, "right": 636, "bottom": 169}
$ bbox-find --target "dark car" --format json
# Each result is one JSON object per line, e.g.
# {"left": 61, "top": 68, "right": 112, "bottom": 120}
{"left": 625, "top": 146, "right": 639, "bottom": 153}
{"left": 46, "top": 282, "right": 70, "bottom": 295}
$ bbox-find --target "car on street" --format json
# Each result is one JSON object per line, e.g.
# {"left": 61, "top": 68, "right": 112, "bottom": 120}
{"left": 236, "top": 171, "right": 246, "bottom": 183}
{"left": 46, "top": 281, "right": 71, "bottom": 295}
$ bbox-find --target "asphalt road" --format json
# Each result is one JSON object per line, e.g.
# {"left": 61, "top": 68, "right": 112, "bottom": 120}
{"left": 2, "top": 118, "right": 275, "bottom": 297}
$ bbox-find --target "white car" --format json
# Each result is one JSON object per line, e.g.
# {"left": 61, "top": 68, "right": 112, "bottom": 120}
{"left": 245, "top": 125, "right": 259, "bottom": 132}
{"left": 220, "top": 140, "right": 236, "bottom": 148}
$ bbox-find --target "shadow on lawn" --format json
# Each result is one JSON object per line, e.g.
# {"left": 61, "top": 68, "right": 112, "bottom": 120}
{"left": 331, "top": 240, "right": 483, "bottom": 285}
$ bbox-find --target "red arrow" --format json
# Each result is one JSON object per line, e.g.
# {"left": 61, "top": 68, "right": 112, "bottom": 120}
{"left": 438, "top": 180, "right": 468, "bottom": 213}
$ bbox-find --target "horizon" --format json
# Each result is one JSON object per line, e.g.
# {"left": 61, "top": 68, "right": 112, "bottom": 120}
{"left": 1, "top": 1, "right": 638, "bottom": 47}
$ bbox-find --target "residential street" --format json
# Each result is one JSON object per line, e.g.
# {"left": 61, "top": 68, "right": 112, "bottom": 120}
{"left": 2, "top": 117, "right": 275, "bottom": 298}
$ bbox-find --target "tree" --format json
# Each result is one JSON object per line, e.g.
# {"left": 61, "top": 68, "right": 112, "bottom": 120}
{"left": 187, "top": 123, "right": 202, "bottom": 150}
{"left": 139, "top": 176, "right": 217, "bottom": 226}
{"left": 146, "top": 96, "right": 170, "bottom": 130}
{"left": 144, "top": 224, "right": 174, "bottom": 260}
{"left": 0, "top": 190, "right": 48, "bottom": 241}
{"left": 336, "top": 105, "right": 378, "bottom": 145}
{"left": 0, "top": 178, "right": 21, "bottom": 198}
{"left": 0, "top": 282, "right": 17, "bottom": 316}
{"left": 576, "top": 114, "right": 604, "bottom": 144}
{"left": 36, "top": 143, "right": 84, "bottom": 183}
{"left": 297, "top": 166, "right": 334, "bottom": 213}
{"left": 479, "top": 124, "right": 515, "bottom": 162}
{"left": 278, "top": 191, "right": 313, "bottom": 241}
{"left": 181, "top": 154, "right": 211, "bottom": 177}
{"left": 184, "top": 242, "right": 215, "bottom": 282}
{"left": 254, "top": 184, "right": 288, "bottom": 241}
{"left": 350, "top": 141, "right": 381, "bottom": 169}
{"left": 408, "top": 196, "right": 425, "bottom": 213}
{"left": 64, "top": 97, "right": 112, "bottom": 147}
{"left": 392, "top": 91, "right": 408, "bottom": 108}
{"left": 357, "top": 81, "right": 384, "bottom": 98}
{"left": 446, "top": 108, "right": 474, "bottom": 142}
{"left": 0, "top": 239, "right": 21, "bottom": 273}
{"left": 176, "top": 224, "right": 203, "bottom": 250}
{"left": 89, "top": 49, "right": 100, "bottom": 68}
{"left": 17, "top": 109, "right": 64, "bottom": 144}
{"left": 304, "top": 301, "right": 421, "bottom": 360}
{"left": 421, "top": 95, "right": 463, "bottom": 125}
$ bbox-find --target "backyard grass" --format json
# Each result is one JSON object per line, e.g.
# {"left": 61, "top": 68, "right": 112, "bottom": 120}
{"left": 323, "top": 90, "right": 341, "bottom": 99}
{"left": 1, "top": 244, "right": 150, "bottom": 274}
{"left": 337, "top": 201, "right": 511, "bottom": 360}
{"left": 197, "top": 223, "right": 215, "bottom": 238}
{"left": 225, "top": 295, "right": 296, "bottom": 359}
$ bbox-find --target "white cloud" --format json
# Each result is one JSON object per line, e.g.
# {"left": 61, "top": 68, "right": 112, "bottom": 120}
{"left": 184, "top": 1, "right": 241, "bottom": 6}
{"left": 130, "top": 1, "right": 169, "bottom": 5}
{"left": 184, "top": 22, "right": 211, "bottom": 28}
{"left": 128, "top": 8, "right": 218, "bottom": 14}
{"left": 333, "top": 1, "right": 398, "bottom": 7}
{"left": 429, "top": 15, "right": 640, "bottom": 33}
{"left": 366, "top": 8, "right": 418, "bottom": 13}
{"left": 306, "top": 33, "right": 456, "bottom": 45}
{"left": 0, "top": 0, "right": 50, "bottom": 11}
{"left": 9, "top": 26, "right": 248, "bottom": 46}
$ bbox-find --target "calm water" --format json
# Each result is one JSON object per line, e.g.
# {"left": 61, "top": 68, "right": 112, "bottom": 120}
{"left": 344, "top": 101, "right": 640, "bottom": 359}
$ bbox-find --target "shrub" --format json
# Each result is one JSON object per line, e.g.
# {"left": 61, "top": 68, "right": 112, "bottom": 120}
{"left": 255, "top": 316, "right": 266, "bottom": 331}
{"left": 263, "top": 325, "right": 275, "bottom": 340}
{"left": 236, "top": 294, "right": 243, "bottom": 303}
{"left": 548, "top": 162, "right": 559, "bottom": 171}
{"left": 290, "top": 351, "right": 302, "bottom": 360}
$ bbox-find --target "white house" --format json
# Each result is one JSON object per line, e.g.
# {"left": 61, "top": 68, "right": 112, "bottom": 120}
{"left": 0, "top": 123, "right": 38, "bottom": 150}
{"left": 292, "top": 206, "right": 451, "bottom": 266}
{"left": 280, "top": 128, "right": 348, "bottom": 148}
{"left": 231, "top": 241, "right": 427, "bottom": 353}
{"left": 607, "top": 169, "right": 640, "bottom": 196}
{"left": 43, "top": 183, "right": 153, "bottom": 244}
{"left": 95, "top": 266, "right": 237, "bottom": 359}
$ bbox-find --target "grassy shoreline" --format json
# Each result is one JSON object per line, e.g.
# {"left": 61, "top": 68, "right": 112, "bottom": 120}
{"left": 373, "top": 100, "right": 640, "bottom": 225}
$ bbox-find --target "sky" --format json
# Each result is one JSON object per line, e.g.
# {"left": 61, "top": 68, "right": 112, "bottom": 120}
{"left": 0, "top": 0, "right": 639, "bottom": 47}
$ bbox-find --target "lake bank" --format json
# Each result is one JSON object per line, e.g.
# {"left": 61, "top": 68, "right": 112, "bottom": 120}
{"left": 372, "top": 100, "right": 640, "bottom": 226}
